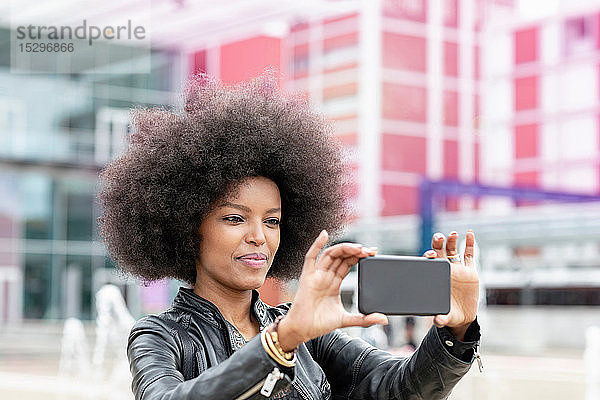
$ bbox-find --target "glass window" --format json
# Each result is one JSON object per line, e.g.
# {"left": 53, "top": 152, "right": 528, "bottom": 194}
{"left": 19, "top": 174, "right": 53, "bottom": 240}
{"left": 23, "top": 253, "right": 52, "bottom": 318}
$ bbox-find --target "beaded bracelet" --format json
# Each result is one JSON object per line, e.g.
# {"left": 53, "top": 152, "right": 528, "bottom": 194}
{"left": 260, "top": 315, "right": 298, "bottom": 368}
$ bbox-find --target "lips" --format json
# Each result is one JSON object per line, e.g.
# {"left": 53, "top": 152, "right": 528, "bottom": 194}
{"left": 237, "top": 253, "right": 267, "bottom": 261}
{"left": 236, "top": 253, "right": 267, "bottom": 268}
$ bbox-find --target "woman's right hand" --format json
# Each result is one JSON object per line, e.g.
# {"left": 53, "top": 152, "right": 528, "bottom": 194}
{"left": 276, "top": 230, "right": 388, "bottom": 352}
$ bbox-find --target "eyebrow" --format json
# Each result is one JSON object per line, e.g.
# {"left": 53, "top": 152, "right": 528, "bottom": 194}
{"left": 218, "top": 201, "right": 281, "bottom": 214}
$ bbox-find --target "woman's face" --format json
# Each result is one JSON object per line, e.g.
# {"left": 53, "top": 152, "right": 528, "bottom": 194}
{"left": 195, "top": 176, "right": 282, "bottom": 293}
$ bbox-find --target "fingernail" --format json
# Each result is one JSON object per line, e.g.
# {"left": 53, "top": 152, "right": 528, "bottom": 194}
{"left": 450, "top": 231, "right": 458, "bottom": 236}
{"left": 434, "top": 233, "right": 443, "bottom": 240}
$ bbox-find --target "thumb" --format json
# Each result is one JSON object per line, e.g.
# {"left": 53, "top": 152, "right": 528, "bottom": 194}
{"left": 342, "top": 312, "right": 388, "bottom": 328}
{"left": 304, "top": 230, "right": 329, "bottom": 269}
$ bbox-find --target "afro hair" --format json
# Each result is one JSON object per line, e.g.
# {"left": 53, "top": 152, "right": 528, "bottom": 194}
{"left": 97, "top": 71, "right": 352, "bottom": 286}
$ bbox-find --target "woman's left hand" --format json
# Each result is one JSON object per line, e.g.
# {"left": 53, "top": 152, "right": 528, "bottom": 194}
{"left": 423, "top": 230, "right": 479, "bottom": 341}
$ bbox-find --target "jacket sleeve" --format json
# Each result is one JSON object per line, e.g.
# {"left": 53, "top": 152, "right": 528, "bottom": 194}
{"left": 127, "top": 315, "right": 294, "bottom": 400}
{"left": 309, "top": 322, "right": 479, "bottom": 400}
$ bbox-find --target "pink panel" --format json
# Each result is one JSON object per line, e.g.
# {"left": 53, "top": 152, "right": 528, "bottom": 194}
{"left": 443, "top": 139, "right": 459, "bottom": 178}
{"left": 444, "top": 0, "right": 458, "bottom": 28}
{"left": 190, "top": 50, "right": 206, "bottom": 75}
{"left": 382, "top": 83, "right": 427, "bottom": 122}
{"left": 323, "top": 32, "right": 358, "bottom": 51}
{"left": 474, "top": 45, "right": 480, "bottom": 80}
{"left": 514, "top": 27, "right": 538, "bottom": 64}
{"left": 220, "top": 36, "right": 281, "bottom": 84}
{"left": 383, "top": 33, "right": 427, "bottom": 72}
{"left": 382, "top": 134, "right": 427, "bottom": 174}
{"left": 383, "top": 0, "right": 427, "bottom": 23}
{"left": 444, "top": 41, "right": 458, "bottom": 77}
{"left": 444, "top": 90, "right": 459, "bottom": 126}
{"left": 381, "top": 184, "right": 418, "bottom": 216}
{"left": 514, "top": 76, "right": 538, "bottom": 110}
{"left": 515, "top": 124, "right": 538, "bottom": 159}
{"left": 335, "top": 133, "right": 358, "bottom": 146}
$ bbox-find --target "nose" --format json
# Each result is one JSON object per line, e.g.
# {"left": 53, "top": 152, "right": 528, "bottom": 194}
{"left": 245, "top": 220, "right": 266, "bottom": 246}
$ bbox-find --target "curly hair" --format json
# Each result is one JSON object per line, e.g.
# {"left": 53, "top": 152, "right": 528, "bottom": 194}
{"left": 97, "top": 72, "right": 352, "bottom": 286}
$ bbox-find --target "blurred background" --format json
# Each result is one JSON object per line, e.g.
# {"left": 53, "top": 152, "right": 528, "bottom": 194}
{"left": 1, "top": 0, "right": 600, "bottom": 399}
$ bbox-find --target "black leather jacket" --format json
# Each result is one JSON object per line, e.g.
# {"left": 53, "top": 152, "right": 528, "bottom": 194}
{"left": 127, "top": 287, "right": 481, "bottom": 400}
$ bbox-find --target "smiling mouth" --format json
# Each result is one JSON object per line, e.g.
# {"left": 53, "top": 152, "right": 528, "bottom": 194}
{"left": 236, "top": 257, "right": 267, "bottom": 268}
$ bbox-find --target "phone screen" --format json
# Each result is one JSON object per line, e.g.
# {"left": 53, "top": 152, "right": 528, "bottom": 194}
{"left": 358, "top": 255, "right": 451, "bottom": 315}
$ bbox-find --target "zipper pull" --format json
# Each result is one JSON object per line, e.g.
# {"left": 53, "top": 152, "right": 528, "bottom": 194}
{"left": 474, "top": 345, "right": 483, "bottom": 373}
{"left": 260, "top": 367, "right": 282, "bottom": 397}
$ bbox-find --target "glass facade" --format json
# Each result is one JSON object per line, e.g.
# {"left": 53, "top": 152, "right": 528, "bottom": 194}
{"left": 0, "top": 26, "right": 181, "bottom": 321}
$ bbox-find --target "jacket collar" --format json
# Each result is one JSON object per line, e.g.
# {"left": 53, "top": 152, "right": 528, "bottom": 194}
{"left": 172, "top": 286, "right": 271, "bottom": 328}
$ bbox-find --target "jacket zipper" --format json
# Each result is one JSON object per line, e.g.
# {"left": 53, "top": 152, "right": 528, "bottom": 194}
{"left": 235, "top": 367, "right": 283, "bottom": 400}
{"left": 474, "top": 344, "right": 483, "bottom": 373}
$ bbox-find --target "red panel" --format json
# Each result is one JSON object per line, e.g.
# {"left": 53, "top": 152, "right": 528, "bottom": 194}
{"left": 383, "top": 33, "right": 427, "bottom": 72}
{"left": 444, "top": 41, "right": 458, "bottom": 77}
{"left": 382, "top": 134, "right": 427, "bottom": 174}
{"left": 382, "top": 83, "right": 427, "bottom": 122}
{"left": 444, "top": 139, "right": 459, "bottom": 179}
{"left": 514, "top": 171, "right": 538, "bottom": 187}
{"left": 190, "top": 50, "right": 206, "bottom": 75}
{"left": 514, "top": 76, "right": 538, "bottom": 110}
{"left": 381, "top": 185, "right": 418, "bottom": 216}
{"left": 515, "top": 124, "right": 538, "bottom": 159}
{"left": 220, "top": 36, "right": 281, "bottom": 84}
{"left": 444, "top": 0, "right": 458, "bottom": 28}
{"left": 514, "top": 27, "right": 538, "bottom": 64}
{"left": 323, "top": 32, "right": 358, "bottom": 51}
{"left": 444, "top": 90, "right": 459, "bottom": 126}
{"left": 383, "top": 0, "right": 427, "bottom": 23}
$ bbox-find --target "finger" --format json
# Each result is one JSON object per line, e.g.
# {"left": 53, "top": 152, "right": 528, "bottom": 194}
{"left": 304, "top": 230, "right": 329, "bottom": 270}
{"left": 320, "top": 243, "right": 375, "bottom": 271}
{"left": 446, "top": 231, "right": 458, "bottom": 257}
{"left": 322, "top": 242, "right": 365, "bottom": 259}
{"left": 422, "top": 249, "right": 437, "bottom": 259}
{"left": 317, "top": 243, "right": 364, "bottom": 271}
{"left": 431, "top": 232, "right": 445, "bottom": 258}
{"left": 341, "top": 312, "right": 388, "bottom": 328}
{"left": 333, "top": 248, "right": 377, "bottom": 279}
{"left": 433, "top": 314, "right": 449, "bottom": 328}
{"left": 464, "top": 229, "right": 475, "bottom": 267}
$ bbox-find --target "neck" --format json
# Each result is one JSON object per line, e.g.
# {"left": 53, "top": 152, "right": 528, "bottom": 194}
{"left": 193, "top": 275, "right": 254, "bottom": 327}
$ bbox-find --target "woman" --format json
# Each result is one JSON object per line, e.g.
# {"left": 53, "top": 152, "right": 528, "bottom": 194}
{"left": 98, "top": 73, "right": 481, "bottom": 400}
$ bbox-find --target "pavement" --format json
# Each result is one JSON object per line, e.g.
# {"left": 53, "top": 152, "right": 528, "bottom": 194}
{"left": 0, "top": 321, "right": 593, "bottom": 400}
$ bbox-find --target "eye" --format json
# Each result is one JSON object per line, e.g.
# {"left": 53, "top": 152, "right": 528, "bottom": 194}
{"left": 224, "top": 216, "right": 244, "bottom": 223}
{"left": 265, "top": 218, "right": 281, "bottom": 226}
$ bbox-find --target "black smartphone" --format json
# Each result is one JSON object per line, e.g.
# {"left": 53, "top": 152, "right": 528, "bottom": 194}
{"left": 357, "top": 255, "right": 451, "bottom": 315}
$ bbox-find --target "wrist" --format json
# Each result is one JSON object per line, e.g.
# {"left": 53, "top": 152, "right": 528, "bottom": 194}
{"left": 275, "top": 315, "right": 305, "bottom": 352}
{"left": 448, "top": 322, "right": 471, "bottom": 342}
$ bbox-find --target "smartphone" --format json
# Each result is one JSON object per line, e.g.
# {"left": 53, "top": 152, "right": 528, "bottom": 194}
{"left": 357, "top": 255, "right": 451, "bottom": 315}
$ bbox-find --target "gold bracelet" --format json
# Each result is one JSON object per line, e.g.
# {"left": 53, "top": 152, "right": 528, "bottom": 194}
{"left": 261, "top": 330, "right": 295, "bottom": 368}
